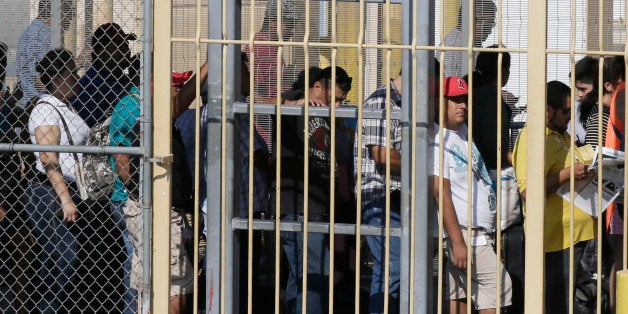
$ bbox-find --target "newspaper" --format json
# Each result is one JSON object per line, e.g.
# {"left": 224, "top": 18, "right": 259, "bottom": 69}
{"left": 556, "top": 146, "right": 624, "bottom": 217}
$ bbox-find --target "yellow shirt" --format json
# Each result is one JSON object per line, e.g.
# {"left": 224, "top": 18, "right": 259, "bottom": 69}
{"left": 513, "top": 126, "right": 597, "bottom": 252}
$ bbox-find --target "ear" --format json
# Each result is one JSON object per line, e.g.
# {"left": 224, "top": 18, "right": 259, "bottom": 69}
{"left": 604, "top": 81, "right": 614, "bottom": 94}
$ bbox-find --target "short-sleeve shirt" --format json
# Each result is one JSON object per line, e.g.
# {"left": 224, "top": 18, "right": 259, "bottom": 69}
{"left": 15, "top": 19, "right": 51, "bottom": 106}
{"left": 354, "top": 81, "right": 402, "bottom": 208}
{"left": 109, "top": 86, "right": 141, "bottom": 202}
{"left": 431, "top": 123, "right": 497, "bottom": 231}
{"left": 29, "top": 94, "right": 90, "bottom": 181}
{"left": 513, "top": 126, "right": 596, "bottom": 252}
{"left": 73, "top": 63, "right": 131, "bottom": 128}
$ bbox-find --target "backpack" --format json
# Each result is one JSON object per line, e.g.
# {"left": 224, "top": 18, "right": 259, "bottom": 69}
{"left": 80, "top": 92, "right": 140, "bottom": 201}
{"left": 80, "top": 115, "right": 117, "bottom": 201}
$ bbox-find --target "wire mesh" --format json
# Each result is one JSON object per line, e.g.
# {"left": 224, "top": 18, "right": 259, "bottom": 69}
{"left": 1, "top": 0, "right": 628, "bottom": 313}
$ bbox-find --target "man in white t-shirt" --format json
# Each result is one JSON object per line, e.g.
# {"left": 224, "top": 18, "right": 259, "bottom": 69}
{"left": 432, "top": 76, "right": 512, "bottom": 313}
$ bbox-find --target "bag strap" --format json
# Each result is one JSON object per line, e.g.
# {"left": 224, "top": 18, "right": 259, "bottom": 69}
{"left": 39, "top": 101, "right": 82, "bottom": 177}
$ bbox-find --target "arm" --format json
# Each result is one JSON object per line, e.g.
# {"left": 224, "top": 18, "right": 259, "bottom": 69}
{"left": 545, "top": 162, "right": 588, "bottom": 195}
{"left": 113, "top": 153, "right": 132, "bottom": 186}
{"left": 370, "top": 145, "right": 401, "bottom": 175}
{"left": 35, "top": 125, "right": 78, "bottom": 222}
{"left": 172, "top": 61, "right": 209, "bottom": 120}
{"left": 433, "top": 176, "right": 467, "bottom": 268}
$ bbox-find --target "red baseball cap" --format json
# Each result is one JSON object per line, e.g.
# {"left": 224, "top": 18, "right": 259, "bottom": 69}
{"left": 171, "top": 71, "right": 193, "bottom": 87}
{"left": 443, "top": 76, "right": 468, "bottom": 97}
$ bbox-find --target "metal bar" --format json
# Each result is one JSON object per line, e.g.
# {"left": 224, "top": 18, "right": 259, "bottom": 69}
{"left": 152, "top": 0, "right": 172, "bottom": 313}
{"left": 232, "top": 102, "right": 402, "bottom": 119}
{"left": 140, "top": 0, "right": 154, "bottom": 312}
{"left": 205, "top": 0, "right": 224, "bottom": 312}
{"left": 400, "top": 0, "right": 411, "bottom": 312}
{"left": 170, "top": 37, "right": 528, "bottom": 53}
{"left": 411, "top": 0, "right": 434, "bottom": 312}
{"left": 525, "top": 0, "right": 547, "bottom": 313}
{"left": 223, "top": 3, "right": 238, "bottom": 313}
{"left": 232, "top": 219, "right": 403, "bottom": 237}
{"left": 0, "top": 143, "right": 144, "bottom": 155}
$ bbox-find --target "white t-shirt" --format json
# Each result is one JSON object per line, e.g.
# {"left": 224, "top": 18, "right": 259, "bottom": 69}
{"left": 29, "top": 94, "right": 90, "bottom": 181}
{"left": 431, "top": 123, "right": 496, "bottom": 231}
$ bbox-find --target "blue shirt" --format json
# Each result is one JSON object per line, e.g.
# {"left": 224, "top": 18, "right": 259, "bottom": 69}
{"left": 15, "top": 19, "right": 51, "bottom": 106}
{"left": 109, "top": 86, "right": 141, "bottom": 202}
{"left": 73, "top": 63, "right": 131, "bottom": 127}
{"left": 174, "top": 105, "right": 271, "bottom": 217}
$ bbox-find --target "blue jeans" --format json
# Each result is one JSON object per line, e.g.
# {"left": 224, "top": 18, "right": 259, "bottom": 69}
{"left": 281, "top": 214, "right": 329, "bottom": 314}
{"left": 111, "top": 201, "right": 138, "bottom": 313}
{"left": 24, "top": 181, "right": 80, "bottom": 313}
{"left": 363, "top": 197, "right": 401, "bottom": 314}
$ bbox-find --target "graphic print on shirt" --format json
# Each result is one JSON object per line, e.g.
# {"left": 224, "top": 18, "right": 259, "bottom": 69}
{"left": 308, "top": 117, "right": 331, "bottom": 179}
{"left": 449, "top": 142, "right": 497, "bottom": 212}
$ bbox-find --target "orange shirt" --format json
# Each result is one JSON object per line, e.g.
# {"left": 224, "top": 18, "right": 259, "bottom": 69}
{"left": 605, "top": 82, "right": 626, "bottom": 150}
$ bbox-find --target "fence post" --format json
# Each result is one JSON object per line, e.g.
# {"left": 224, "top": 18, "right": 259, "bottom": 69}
{"left": 525, "top": 0, "right": 547, "bottom": 313}
{"left": 152, "top": 0, "right": 173, "bottom": 313}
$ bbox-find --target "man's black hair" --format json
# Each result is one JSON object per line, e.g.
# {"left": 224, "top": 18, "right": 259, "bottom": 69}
{"left": 474, "top": 44, "right": 511, "bottom": 86}
{"left": 292, "top": 66, "right": 322, "bottom": 90}
{"left": 611, "top": 55, "right": 625, "bottom": 85}
{"left": 573, "top": 56, "right": 598, "bottom": 85}
{"left": 315, "top": 66, "right": 352, "bottom": 92}
{"left": 547, "top": 80, "right": 571, "bottom": 110}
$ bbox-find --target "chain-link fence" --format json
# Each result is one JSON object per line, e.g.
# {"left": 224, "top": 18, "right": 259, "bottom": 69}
{"left": 0, "top": 1, "right": 147, "bottom": 312}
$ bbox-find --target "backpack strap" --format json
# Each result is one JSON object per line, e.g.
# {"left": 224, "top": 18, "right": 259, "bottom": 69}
{"left": 37, "top": 101, "right": 82, "bottom": 179}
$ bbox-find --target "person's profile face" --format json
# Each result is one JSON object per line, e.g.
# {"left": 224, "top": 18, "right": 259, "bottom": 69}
{"left": 444, "top": 96, "right": 468, "bottom": 129}
{"left": 575, "top": 81, "right": 594, "bottom": 100}
{"left": 547, "top": 96, "right": 572, "bottom": 133}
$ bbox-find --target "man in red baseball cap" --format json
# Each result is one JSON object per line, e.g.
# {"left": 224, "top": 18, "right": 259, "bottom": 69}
{"left": 432, "top": 77, "right": 513, "bottom": 313}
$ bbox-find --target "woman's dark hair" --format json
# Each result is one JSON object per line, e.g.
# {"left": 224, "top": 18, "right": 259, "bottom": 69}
{"left": 579, "top": 57, "right": 613, "bottom": 125}
{"left": 547, "top": 80, "right": 571, "bottom": 110}
{"left": 35, "top": 48, "right": 75, "bottom": 92}
{"left": 470, "top": 44, "right": 511, "bottom": 88}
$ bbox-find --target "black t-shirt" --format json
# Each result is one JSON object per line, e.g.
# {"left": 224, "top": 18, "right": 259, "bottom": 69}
{"left": 472, "top": 84, "right": 512, "bottom": 170}
{"left": 271, "top": 91, "right": 332, "bottom": 217}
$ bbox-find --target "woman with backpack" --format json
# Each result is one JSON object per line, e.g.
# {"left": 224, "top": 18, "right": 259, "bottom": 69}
{"left": 24, "top": 48, "right": 90, "bottom": 312}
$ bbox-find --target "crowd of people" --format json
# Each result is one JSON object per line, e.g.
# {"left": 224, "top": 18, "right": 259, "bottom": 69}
{"left": 0, "top": 0, "right": 625, "bottom": 313}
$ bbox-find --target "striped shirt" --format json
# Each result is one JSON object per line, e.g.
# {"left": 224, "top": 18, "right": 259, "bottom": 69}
{"left": 583, "top": 105, "right": 609, "bottom": 147}
{"left": 354, "top": 81, "right": 402, "bottom": 208}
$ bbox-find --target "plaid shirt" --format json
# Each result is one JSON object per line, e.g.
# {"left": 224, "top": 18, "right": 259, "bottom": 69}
{"left": 236, "top": 113, "right": 271, "bottom": 217}
{"left": 354, "top": 81, "right": 402, "bottom": 208}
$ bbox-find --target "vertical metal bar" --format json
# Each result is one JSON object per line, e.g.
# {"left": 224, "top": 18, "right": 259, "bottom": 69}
{"left": 192, "top": 0, "right": 204, "bottom": 312}
{"left": 525, "top": 0, "right": 547, "bottom": 313}
{"left": 437, "top": 2, "right": 446, "bottom": 314}
{"left": 400, "top": 0, "right": 411, "bottom": 312}
{"left": 223, "top": 1, "right": 237, "bottom": 313}
{"left": 141, "top": 0, "right": 154, "bottom": 312}
{"left": 152, "top": 0, "right": 172, "bottom": 313}
{"left": 465, "top": 1, "right": 474, "bottom": 312}
{"left": 206, "top": 0, "right": 224, "bottom": 312}
{"left": 596, "top": 4, "right": 605, "bottom": 310}
{"left": 383, "top": 1, "right": 392, "bottom": 311}
{"left": 568, "top": 1, "right": 577, "bottom": 313}
{"left": 354, "top": 2, "right": 366, "bottom": 313}
{"left": 328, "top": 1, "right": 338, "bottom": 312}
{"left": 411, "top": 0, "right": 434, "bottom": 312}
